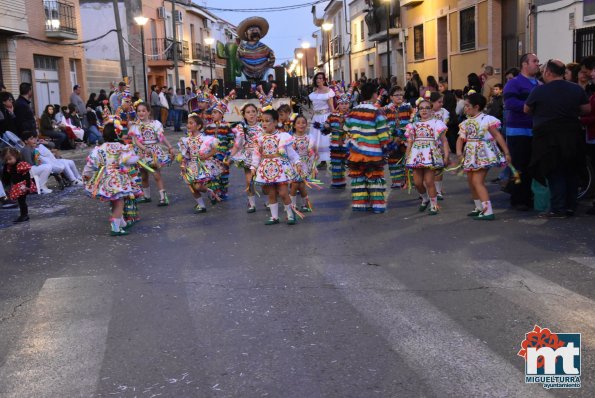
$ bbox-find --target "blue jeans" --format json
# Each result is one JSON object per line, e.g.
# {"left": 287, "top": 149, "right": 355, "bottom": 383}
{"left": 547, "top": 170, "right": 578, "bottom": 213}
{"left": 87, "top": 125, "right": 103, "bottom": 145}
{"left": 169, "top": 109, "right": 182, "bottom": 131}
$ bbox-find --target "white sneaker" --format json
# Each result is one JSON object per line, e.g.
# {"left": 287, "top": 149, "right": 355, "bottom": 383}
{"left": 40, "top": 188, "right": 53, "bottom": 194}
{"left": 72, "top": 179, "right": 83, "bottom": 186}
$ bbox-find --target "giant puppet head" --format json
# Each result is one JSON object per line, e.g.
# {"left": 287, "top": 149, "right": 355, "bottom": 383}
{"left": 236, "top": 16, "right": 276, "bottom": 82}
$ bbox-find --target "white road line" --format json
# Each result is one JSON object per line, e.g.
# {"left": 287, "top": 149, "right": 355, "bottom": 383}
{"left": 0, "top": 276, "right": 112, "bottom": 398}
{"left": 311, "top": 260, "right": 551, "bottom": 398}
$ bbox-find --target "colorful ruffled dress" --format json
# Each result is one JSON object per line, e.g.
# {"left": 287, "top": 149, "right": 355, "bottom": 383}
{"left": 292, "top": 134, "right": 315, "bottom": 182}
{"left": 231, "top": 122, "right": 263, "bottom": 169}
{"left": 83, "top": 142, "right": 143, "bottom": 201}
{"left": 405, "top": 119, "right": 448, "bottom": 169}
{"left": 458, "top": 113, "right": 506, "bottom": 171}
{"left": 251, "top": 131, "right": 301, "bottom": 185}
{"left": 128, "top": 120, "right": 171, "bottom": 168}
{"left": 178, "top": 134, "right": 221, "bottom": 184}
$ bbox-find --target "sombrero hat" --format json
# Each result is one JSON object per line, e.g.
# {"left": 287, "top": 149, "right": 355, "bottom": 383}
{"left": 237, "top": 16, "right": 269, "bottom": 39}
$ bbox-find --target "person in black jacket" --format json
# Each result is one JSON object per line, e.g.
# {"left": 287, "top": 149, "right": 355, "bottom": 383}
{"left": 0, "top": 91, "right": 18, "bottom": 136}
{"left": 13, "top": 83, "right": 37, "bottom": 138}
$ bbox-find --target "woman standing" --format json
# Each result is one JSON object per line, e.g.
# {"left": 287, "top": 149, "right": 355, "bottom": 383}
{"left": 308, "top": 72, "right": 335, "bottom": 169}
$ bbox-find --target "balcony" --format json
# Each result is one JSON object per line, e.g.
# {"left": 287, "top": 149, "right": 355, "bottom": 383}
{"left": 44, "top": 0, "right": 78, "bottom": 40}
{"left": 146, "top": 38, "right": 189, "bottom": 65}
{"left": 330, "top": 35, "right": 343, "bottom": 57}
{"left": 192, "top": 42, "right": 203, "bottom": 60}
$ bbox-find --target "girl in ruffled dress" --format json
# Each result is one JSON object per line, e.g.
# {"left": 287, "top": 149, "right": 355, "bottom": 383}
{"left": 290, "top": 114, "right": 316, "bottom": 212}
{"left": 405, "top": 99, "right": 449, "bottom": 215}
{"left": 430, "top": 91, "right": 450, "bottom": 200}
{"left": 128, "top": 103, "right": 175, "bottom": 206}
{"left": 251, "top": 109, "right": 303, "bottom": 225}
{"left": 83, "top": 123, "right": 142, "bottom": 236}
{"left": 1, "top": 148, "right": 36, "bottom": 223}
{"left": 178, "top": 114, "right": 220, "bottom": 213}
{"left": 230, "top": 103, "right": 263, "bottom": 213}
{"left": 456, "top": 93, "right": 511, "bottom": 220}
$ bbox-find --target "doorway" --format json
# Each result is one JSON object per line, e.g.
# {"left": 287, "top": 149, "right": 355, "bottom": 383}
{"left": 437, "top": 16, "right": 448, "bottom": 81}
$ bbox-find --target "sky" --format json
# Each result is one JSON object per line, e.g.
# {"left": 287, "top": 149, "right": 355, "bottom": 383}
{"left": 200, "top": 0, "right": 329, "bottom": 63}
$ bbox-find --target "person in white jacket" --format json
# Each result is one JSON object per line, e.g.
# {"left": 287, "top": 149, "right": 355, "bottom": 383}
{"left": 36, "top": 143, "right": 83, "bottom": 185}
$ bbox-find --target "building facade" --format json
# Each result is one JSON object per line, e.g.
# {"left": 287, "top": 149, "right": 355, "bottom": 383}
{"left": 350, "top": 0, "right": 377, "bottom": 81}
{"left": 4, "top": 0, "right": 87, "bottom": 116}
{"left": 535, "top": 0, "right": 595, "bottom": 63}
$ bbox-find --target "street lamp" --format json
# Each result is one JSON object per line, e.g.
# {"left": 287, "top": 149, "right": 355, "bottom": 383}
{"left": 301, "top": 41, "right": 310, "bottom": 85}
{"left": 296, "top": 52, "right": 304, "bottom": 86}
{"left": 383, "top": 0, "right": 391, "bottom": 80}
{"left": 322, "top": 22, "right": 333, "bottom": 80}
{"left": 134, "top": 16, "right": 149, "bottom": 102}
{"left": 204, "top": 37, "right": 215, "bottom": 82}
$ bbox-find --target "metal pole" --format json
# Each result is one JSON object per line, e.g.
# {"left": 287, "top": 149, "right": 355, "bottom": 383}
{"left": 305, "top": 52, "right": 309, "bottom": 85}
{"left": 140, "top": 27, "right": 148, "bottom": 102}
{"left": 209, "top": 47, "right": 213, "bottom": 81}
{"left": 172, "top": 0, "right": 179, "bottom": 89}
{"left": 386, "top": 1, "right": 391, "bottom": 80}
{"left": 112, "top": 0, "right": 127, "bottom": 78}
{"left": 327, "top": 31, "right": 331, "bottom": 79}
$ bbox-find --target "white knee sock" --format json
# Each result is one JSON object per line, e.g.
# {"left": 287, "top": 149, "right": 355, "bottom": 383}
{"left": 196, "top": 197, "right": 205, "bottom": 207}
{"left": 435, "top": 181, "right": 443, "bottom": 194}
{"left": 473, "top": 199, "right": 482, "bottom": 211}
{"left": 482, "top": 201, "right": 493, "bottom": 215}
{"left": 269, "top": 203, "right": 279, "bottom": 219}
{"left": 430, "top": 196, "right": 438, "bottom": 209}
{"left": 420, "top": 192, "right": 430, "bottom": 203}
{"left": 290, "top": 195, "right": 297, "bottom": 207}
{"left": 159, "top": 189, "right": 166, "bottom": 200}
{"left": 284, "top": 204, "right": 293, "bottom": 219}
{"left": 248, "top": 195, "right": 255, "bottom": 207}
{"left": 143, "top": 187, "right": 151, "bottom": 199}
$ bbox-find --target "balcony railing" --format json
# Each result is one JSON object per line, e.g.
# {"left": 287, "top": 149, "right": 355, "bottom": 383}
{"left": 192, "top": 42, "right": 203, "bottom": 60}
{"left": 146, "top": 38, "right": 189, "bottom": 62}
{"left": 44, "top": 0, "right": 78, "bottom": 40}
{"left": 330, "top": 35, "right": 343, "bottom": 57}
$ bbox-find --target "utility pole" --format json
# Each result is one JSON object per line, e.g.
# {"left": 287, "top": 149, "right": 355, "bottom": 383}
{"left": 112, "top": 0, "right": 127, "bottom": 78}
{"left": 172, "top": 0, "right": 180, "bottom": 90}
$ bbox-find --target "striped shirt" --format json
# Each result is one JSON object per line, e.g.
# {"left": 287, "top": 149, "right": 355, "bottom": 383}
{"left": 345, "top": 103, "right": 390, "bottom": 159}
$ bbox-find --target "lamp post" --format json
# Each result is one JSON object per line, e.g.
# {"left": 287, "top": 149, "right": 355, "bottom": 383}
{"left": 296, "top": 52, "right": 304, "bottom": 87}
{"left": 204, "top": 37, "right": 215, "bottom": 82}
{"left": 301, "top": 41, "right": 310, "bottom": 84}
{"left": 322, "top": 22, "right": 333, "bottom": 80}
{"left": 134, "top": 16, "right": 149, "bottom": 102}
{"left": 383, "top": 0, "right": 391, "bottom": 80}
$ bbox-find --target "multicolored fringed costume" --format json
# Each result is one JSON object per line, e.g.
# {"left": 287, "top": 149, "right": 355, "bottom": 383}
{"left": 458, "top": 113, "right": 506, "bottom": 171}
{"left": 379, "top": 102, "right": 412, "bottom": 187}
{"left": 321, "top": 111, "right": 348, "bottom": 187}
{"left": 128, "top": 120, "right": 172, "bottom": 168}
{"left": 204, "top": 90, "right": 236, "bottom": 199}
{"left": 344, "top": 102, "right": 390, "bottom": 213}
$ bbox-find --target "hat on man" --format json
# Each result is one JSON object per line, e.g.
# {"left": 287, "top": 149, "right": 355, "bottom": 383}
{"left": 237, "top": 17, "right": 269, "bottom": 40}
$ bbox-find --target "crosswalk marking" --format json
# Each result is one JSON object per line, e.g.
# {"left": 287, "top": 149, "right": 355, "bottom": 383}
{"left": 0, "top": 276, "right": 112, "bottom": 398}
{"left": 310, "top": 260, "right": 552, "bottom": 398}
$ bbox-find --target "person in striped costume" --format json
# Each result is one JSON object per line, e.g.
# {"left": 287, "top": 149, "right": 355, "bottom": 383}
{"left": 376, "top": 86, "right": 412, "bottom": 189}
{"left": 321, "top": 83, "right": 354, "bottom": 188}
{"left": 204, "top": 90, "right": 236, "bottom": 200}
{"left": 344, "top": 83, "right": 391, "bottom": 213}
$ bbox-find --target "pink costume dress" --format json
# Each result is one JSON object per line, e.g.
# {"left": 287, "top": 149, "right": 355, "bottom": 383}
{"left": 178, "top": 133, "right": 221, "bottom": 183}
{"left": 128, "top": 120, "right": 171, "bottom": 168}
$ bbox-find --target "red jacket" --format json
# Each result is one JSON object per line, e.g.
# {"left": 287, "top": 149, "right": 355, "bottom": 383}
{"left": 580, "top": 93, "right": 595, "bottom": 141}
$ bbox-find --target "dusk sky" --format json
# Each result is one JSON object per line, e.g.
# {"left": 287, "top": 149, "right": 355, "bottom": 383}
{"left": 201, "top": 0, "right": 329, "bottom": 63}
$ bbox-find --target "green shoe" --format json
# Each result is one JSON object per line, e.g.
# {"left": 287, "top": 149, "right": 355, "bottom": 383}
{"left": 473, "top": 213, "right": 495, "bottom": 221}
{"left": 437, "top": 193, "right": 444, "bottom": 201}
{"left": 300, "top": 206, "right": 312, "bottom": 213}
{"left": 247, "top": 206, "right": 256, "bottom": 213}
{"left": 194, "top": 205, "right": 207, "bottom": 214}
{"left": 265, "top": 217, "right": 280, "bottom": 225}
{"left": 428, "top": 206, "right": 439, "bottom": 216}
{"left": 157, "top": 193, "right": 169, "bottom": 207}
{"left": 110, "top": 229, "right": 129, "bottom": 236}
{"left": 467, "top": 209, "right": 481, "bottom": 217}
{"left": 418, "top": 201, "right": 430, "bottom": 212}
{"left": 287, "top": 216, "right": 297, "bottom": 225}
{"left": 137, "top": 197, "right": 152, "bottom": 203}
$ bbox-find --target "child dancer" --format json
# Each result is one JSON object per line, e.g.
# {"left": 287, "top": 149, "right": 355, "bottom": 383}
{"left": 322, "top": 84, "right": 353, "bottom": 188}
{"left": 251, "top": 109, "right": 303, "bottom": 225}
{"left": 290, "top": 114, "right": 316, "bottom": 212}
{"left": 430, "top": 92, "right": 450, "bottom": 200}
{"left": 456, "top": 92, "right": 510, "bottom": 220}
{"left": 1, "top": 148, "right": 36, "bottom": 223}
{"left": 377, "top": 86, "right": 412, "bottom": 189}
{"left": 82, "top": 122, "right": 142, "bottom": 236}
{"left": 204, "top": 90, "right": 236, "bottom": 200}
{"left": 344, "top": 83, "right": 391, "bottom": 213}
{"left": 277, "top": 103, "right": 296, "bottom": 133}
{"left": 178, "top": 114, "right": 220, "bottom": 213}
{"left": 405, "top": 98, "right": 449, "bottom": 215}
{"left": 128, "top": 102, "right": 175, "bottom": 206}
{"left": 230, "top": 103, "right": 263, "bottom": 213}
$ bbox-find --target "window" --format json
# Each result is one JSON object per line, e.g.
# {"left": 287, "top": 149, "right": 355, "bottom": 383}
{"left": 34, "top": 55, "right": 58, "bottom": 70}
{"left": 575, "top": 26, "right": 595, "bottom": 61}
{"left": 20, "top": 69, "right": 32, "bottom": 84}
{"left": 360, "top": 20, "right": 364, "bottom": 42}
{"left": 414, "top": 25, "right": 424, "bottom": 60}
{"left": 460, "top": 7, "right": 476, "bottom": 51}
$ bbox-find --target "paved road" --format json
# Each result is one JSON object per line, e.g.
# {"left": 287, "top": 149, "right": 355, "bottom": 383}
{"left": 0, "top": 134, "right": 594, "bottom": 397}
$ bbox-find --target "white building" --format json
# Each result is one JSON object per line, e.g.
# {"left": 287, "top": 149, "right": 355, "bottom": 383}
{"left": 312, "top": 0, "right": 351, "bottom": 82}
{"left": 535, "top": 0, "right": 595, "bottom": 62}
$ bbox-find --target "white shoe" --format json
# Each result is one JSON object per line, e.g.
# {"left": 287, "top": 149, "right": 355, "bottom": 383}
{"left": 40, "top": 188, "right": 53, "bottom": 194}
{"left": 72, "top": 179, "right": 83, "bottom": 186}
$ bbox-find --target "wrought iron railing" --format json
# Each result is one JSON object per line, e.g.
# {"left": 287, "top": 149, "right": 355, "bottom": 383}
{"left": 146, "top": 38, "right": 189, "bottom": 61}
{"left": 43, "top": 0, "right": 77, "bottom": 35}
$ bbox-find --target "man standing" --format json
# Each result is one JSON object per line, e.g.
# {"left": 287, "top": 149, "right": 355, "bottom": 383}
{"left": 525, "top": 59, "right": 590, "bottom": 218}
{"left": 158, "top": 86, "right": 169, "bottom": 125}
{"left": 503, "top": 53, "right": 541, "bottom": 211}
{"left": 344, "top": 83, "right": 391, "bottom": 214}
{"left": 109, "top": 81, "right": 126, "bottom": 111}
{"left": 70, "top": 85, "right": 86, "bottom": 115}
{"left": 150, "top": 85, "right": 161, "bottom": 121}
{"left": 13, "top": 83, "right": 37, "bottom": 137}
{"left": 171, "top": 88, "right": 184, "bottom": 132}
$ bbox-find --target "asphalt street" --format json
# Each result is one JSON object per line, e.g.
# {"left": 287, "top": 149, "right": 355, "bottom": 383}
{"left": 0, "top": 131, "right": 594, "bottom": 397}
